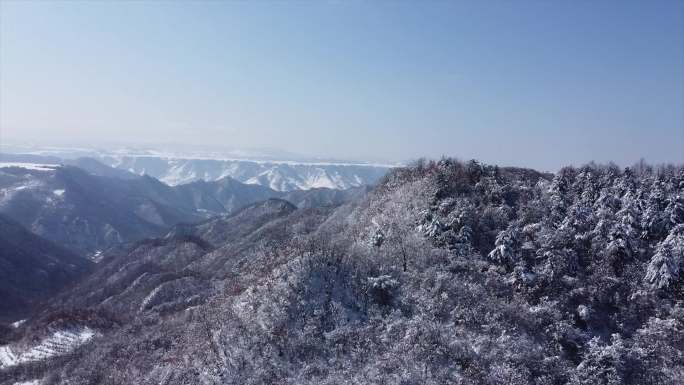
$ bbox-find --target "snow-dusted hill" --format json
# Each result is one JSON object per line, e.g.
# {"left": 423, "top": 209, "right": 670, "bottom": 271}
{"left": 102, "top": 156, "right": 391, "bottom": 191}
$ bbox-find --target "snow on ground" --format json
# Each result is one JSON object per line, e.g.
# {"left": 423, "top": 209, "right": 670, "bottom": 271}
{"left": 11, "top": 319, "right": 26, "bottom": 328}
{"left": 53, "top": 189, "right": 65, "bottom": 197}
{"left": 304, "top": 169, "right": 338, "bottom": 189}
{"left": 0, "top": 327, "right": 96, "bottom": 368}
{"left": 90, "top": 250, "right": 105, "bottom": 263}
{"left": 0, "top": 177, "right": 44, "bottom": 205}
{"left": 0, "top": 162, "right": 60, "bottom": 171}
{"left": 13, "top": 380, "right": 41, "bottom": 385}
{"left": 160, "top": 163, "right": 198, "bottom": 186}
{"left": 0, "top": 346, "right": 18, "bottom": 366}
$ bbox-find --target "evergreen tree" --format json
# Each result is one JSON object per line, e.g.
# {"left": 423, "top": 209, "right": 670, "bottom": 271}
{"left": 644, "top": 224, "right": 684, "bottom": 289}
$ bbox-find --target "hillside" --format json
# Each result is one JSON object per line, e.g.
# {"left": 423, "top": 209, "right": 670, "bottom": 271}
{"left": 0, "top": 215, "right": 93, "bottom": 321}
{"left": 2, "top": 159, "right": 683, "bottom": 385}
{"left": 0, "top": 165, "right": 202, "bottom": 256}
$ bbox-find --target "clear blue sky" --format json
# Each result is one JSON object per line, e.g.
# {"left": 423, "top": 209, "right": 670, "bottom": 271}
{"left": 1, "top": 1, "right": 682, "bottom": 169}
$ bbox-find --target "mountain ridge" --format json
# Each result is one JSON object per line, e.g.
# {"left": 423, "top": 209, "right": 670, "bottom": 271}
{"left": 0, "top": 149, "right": 393, "bottom": 191}
{"left": 0, "top": 160, "right": 370, "bottom": 256}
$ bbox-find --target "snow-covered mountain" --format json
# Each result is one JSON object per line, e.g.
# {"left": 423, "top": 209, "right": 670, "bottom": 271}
{"left": 101, "top": 156, "right": 391, "bottom": 191}
{"left": 0, "top": 163, "right": 203, "bottom": 256}
{"left": 1, "top": 145, "right": 394, "bottom": 191}
{"left": 0, "top": 160, "right": 369, "bottom": 257}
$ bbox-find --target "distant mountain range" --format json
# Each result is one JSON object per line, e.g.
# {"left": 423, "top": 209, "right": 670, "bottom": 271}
{"left": 101, "top": 156, "right": 390, "bottom": 191}
{"left": 0, "top": 146, "right": 394, "bottom": 191}
{"left": 0, "top": 159, "right": 371, "bottom": 256}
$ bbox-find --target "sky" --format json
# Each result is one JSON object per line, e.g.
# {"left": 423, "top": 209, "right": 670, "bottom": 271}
{"left": 0, "top": 1, "right": 682, "bottom": 169}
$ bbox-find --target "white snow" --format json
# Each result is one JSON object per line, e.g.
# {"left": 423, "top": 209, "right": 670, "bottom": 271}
{"left": 0, "top": 327, "right": 96, "bottom": 368}
{"left": 11, "top": 319, "right": 26, "bottom": 328}
{"left": 13, "top": 380, "right": 41, "bottom": 385}
{"left": 238, "top": 164, "right": 377, "bottom": 191}
{"left": 0, "top": 162, "right": 59, "bottom": 171}
{"left": 160, "top": 163, "right": 199, "bottom": 186}
{"left": 53, "top": 189, "right": 65, "bottom": 196}
{"left": 0, "top": 178, "right": 47, "bottom": 208}
{"left": 0, "top": 346, "right": 18, "bottom": 366}
{"left": 91, "top": 250, "right": 104, "bottom": 263}
{"left": 140, "top": 285, "right": 163, "bottom": 311}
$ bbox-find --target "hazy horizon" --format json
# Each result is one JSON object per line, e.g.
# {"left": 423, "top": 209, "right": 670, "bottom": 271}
{"left": 1, "top": 1, "right": 683, "bottom": 170}
{"left": 3, "top": 139, "right": 684, "bottom": 174}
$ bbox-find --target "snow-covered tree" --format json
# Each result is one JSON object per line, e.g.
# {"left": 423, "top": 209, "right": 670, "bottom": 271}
{"left": 488, "top": 225, "right": 521, "bottom": 266}
{"left": 644, "top": 224, "right": 684, "bottom": 289}
{"left": 572, "top": 335, "right": 627, "bottom": 385}
{"left": 642, "top": 178, "right": 670, "bottom": 240}
{"left": 666, "top": 195, "right": 684, "bottom": 226}
{"left": 549, "top": 167, "right": 576, "bottom": 225}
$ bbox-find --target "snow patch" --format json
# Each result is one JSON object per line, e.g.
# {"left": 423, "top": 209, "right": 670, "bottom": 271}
{"left": 0, "top": 346, "right": 18, "bottom": 367}
{"left": 11, "top": 319, "right": 26, "bottom": 328}
{"left": 0, "top": 327, "right": 96, "bottom": 368}
{"left": 0, "top": 162, "right": 59, "bottom": 171}
{"left": 91, "top": 250, "right": 104, "bottom": 263}
{"left": 53, "top": 189, "right": 65, "bottom": 197}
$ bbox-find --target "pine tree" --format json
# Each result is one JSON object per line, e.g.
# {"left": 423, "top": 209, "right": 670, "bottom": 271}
{"left": 644, "top": 224, "right": 684, "bottom": 289}
{"left": 666, "top": 195, "right": 684, "bottom": 226}
{"left": 642, "top": 178, "right": 669, "bottom": 240}
{"left": 488, "top": 225, "right": 521, "bottom": 266}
